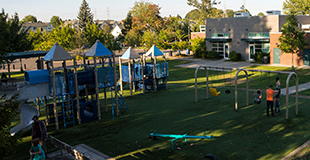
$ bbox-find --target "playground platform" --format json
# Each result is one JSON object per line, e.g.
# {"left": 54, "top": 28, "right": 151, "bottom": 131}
{"left": 48, "top": 143, "right": 114, "bottom": 160}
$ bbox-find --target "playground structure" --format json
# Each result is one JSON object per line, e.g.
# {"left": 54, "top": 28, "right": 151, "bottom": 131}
{"left": 143, "top": 45, "right": 169, "bottom": 92}
{"left": 149, "top": 130, "right": 214, "bottom": 150}
{"left": 119, "top": 47, "right": 143, "bottom": 96}
{"left": 194, "top": 65, "right": 299, "bottom": 120}
{"left": 119, "top": 45, "right": 169, "bottom": 93}
{"left": 10, "top": 41, "right": 127, "bottom": 135}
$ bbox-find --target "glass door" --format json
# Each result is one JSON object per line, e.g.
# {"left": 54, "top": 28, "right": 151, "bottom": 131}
{"left": 224, "top": 43, "right": 229, "bottom": 59}
{"left": 249, "top": 44, "right": 255, "bottom": 61}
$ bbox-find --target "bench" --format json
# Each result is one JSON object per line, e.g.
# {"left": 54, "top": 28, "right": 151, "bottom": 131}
{"left": 49, "top": 135, "right": 114, "bottom": 160}
{"left": 50, "top": 135, "right": 83, "bottom": 160}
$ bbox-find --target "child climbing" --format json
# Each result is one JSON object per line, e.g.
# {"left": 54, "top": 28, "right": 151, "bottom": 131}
{"left": 274, "top": 94, "right": 280, "bottom": 113}
{"left": 29, "top": 139, "right": 46, "bottom": 160}
{"left": 276, "top": 77, "right": 281, "bottom": 96}
{"left": 254, "top": 90, "right": 262, "bottom": 104}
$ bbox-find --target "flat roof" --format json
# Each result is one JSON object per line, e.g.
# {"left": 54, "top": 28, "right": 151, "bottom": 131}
{"left": 5, "top": 50, "right": 48, "bottom": 60}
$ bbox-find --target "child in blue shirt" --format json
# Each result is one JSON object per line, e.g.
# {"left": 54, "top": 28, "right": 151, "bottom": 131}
{"left": 29, "top": 138, "right": 45, "bottom": 160}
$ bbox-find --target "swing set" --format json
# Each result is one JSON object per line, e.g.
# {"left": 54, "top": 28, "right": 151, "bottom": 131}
{"left": 195, "top": 65, "right": 299, "bottom": 120}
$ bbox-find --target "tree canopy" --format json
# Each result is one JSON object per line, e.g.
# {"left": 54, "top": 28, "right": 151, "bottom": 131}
{"left": 0, "top": 9, "right": 32, "bottom": 65}
{"left": 50, "top": 16, "right": 62, "bottom": 28}
{"left": 77, "top": 0, "right": 93, "bottom": 31}
{"left": 283, "top": 0, "right": 310, "bottom": 15}
{"left": 21, "top": 14, "right": 37, "bottom": 23}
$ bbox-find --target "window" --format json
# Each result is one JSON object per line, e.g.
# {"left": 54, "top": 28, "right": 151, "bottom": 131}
{"left": 248, "top": 32, "right": 270, "bottom": 39}
{"left": 200, "top": 25, "right": 206, "bottom": 32}
{"left": 212, "top": 42, "right": 224, "bottom": 57}
{"left": 211, "top": 33, "right": 229, "bottom": 38}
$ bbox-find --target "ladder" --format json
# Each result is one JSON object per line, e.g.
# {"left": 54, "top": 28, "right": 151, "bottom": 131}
{"left": 117, "top": 89, "right": 127, "bottom": 111}
{"left": 61, "top": 93, "right": 75, "bottom": 128}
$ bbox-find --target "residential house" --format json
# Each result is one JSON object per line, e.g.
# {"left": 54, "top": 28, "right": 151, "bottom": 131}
{"left": 21, "top": 22, "right": 53, "bottom": 32}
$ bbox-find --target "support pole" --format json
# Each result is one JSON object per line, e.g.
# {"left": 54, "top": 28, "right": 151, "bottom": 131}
{"left": 119, "top": 57, "right": 123, "bottom": 94}
{"left": 93, "top": 56, "right": 101, "bottom": 120}
{"left": 206, "top": 68, "right": 209, "bottom": 99}
{"left": 112, "top": 53, "right": 119, "bottom": 116}
{"left": 50, "top": 60, "right": 59, "bottom": 130}
{"left": 153, "top": 57, "right": 157, "bottom": 91}
{"left": 129, "top": 59, "right": 132, "bottom": 96}
{"left": 133, "top": 59, "right": 136, "bottom": 93}
{"left": 141, "top": 55, "right": 145, "bottom": 94}
{"left": 44, "top": 96, "right": 48, "bottom": 125}
{"left": 73, "top": 58, "right": 81, "bottom": 124}
{"left": 102, "top": 57, "right": 108, "bottom": 112}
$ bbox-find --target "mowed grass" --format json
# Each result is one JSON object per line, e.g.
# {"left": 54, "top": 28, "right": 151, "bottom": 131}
{"left": 7, "top": 59, "right": 310, "bottom": 160}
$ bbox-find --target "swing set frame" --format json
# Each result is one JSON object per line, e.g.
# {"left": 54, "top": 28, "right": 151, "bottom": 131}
{"left": 195, "top": 65, "right": 299, "bottom": 120}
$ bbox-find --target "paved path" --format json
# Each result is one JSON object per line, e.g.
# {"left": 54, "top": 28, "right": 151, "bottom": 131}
{"left": 281, "top": 82, "right": 310, "bottom": 95}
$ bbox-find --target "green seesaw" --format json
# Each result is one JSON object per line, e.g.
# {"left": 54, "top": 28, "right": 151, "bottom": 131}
{"left": 149, "top": 130, "right": 214, "bottom": 150}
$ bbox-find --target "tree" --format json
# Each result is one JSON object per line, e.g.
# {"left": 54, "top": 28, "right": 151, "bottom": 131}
{"left": 84, "top": 22, "right": 106, "bottom": 45}
{"left": 142, "top": 30, "right": 156, "bottom": 49}
{"left": 277, "top": 12, "right": 308, "bottom": 70}
{"left": 258, "top": 12, "right": 265, "bottom": 16}
{"left": 130, "top": 1, "right": 163, "bottom": 33}
{"left": 0, "top": 94, "right": 20, "bottom": 158}
{"left": 190, "top": 36, "right": 206, "bottom": 58}
{"left": 226, "top": 9, "right": 235, "bottom": 18}
{"left": 121, "top": 12, "right": 133, "bottom": 36}
{"left": 283, "top": 0, "right": 310, "bottom": 15}
{"left": 101, "top": 24, "right": 112, "bottom": 34}
{"left": 185, "top": 9, "right": 201, "bottom": 21}
{"left": 187, "top": 0, "right": 222, "bottom": 23}
{"left": 28, "top": 29, "right": 44, "bottom": 50}
{"left": 50, "top": 16, "right": 62, "bottom": 28}
{"left": 175, "top": 30, "right": 188, "bottom": 41}
{"left": 21, "top": 14, "right": 37, "bottom": 23}
{"left": 124, "top": 28, "right": 141, "bottom": 47}
{"left": 77, "top": 0, "right": 93, "bottom": 31}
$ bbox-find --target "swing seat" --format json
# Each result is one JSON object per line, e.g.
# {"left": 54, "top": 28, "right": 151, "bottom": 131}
{"left": 209, "top": 88, "right": 221, "bottom": 96}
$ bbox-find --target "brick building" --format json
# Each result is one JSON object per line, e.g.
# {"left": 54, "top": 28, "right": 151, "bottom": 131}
{"left": 205, "top": 13, "right": 310, "bottom": 66}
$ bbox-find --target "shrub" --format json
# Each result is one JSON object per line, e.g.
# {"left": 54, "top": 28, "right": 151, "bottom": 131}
{"left": 206, "top": 50, "right": 219, "bottom": 59}
{"left": 228, "top": 50, "right": 241, "bottom": 61}
{"left": 253, "top": 52, "right": 270, "bottom": 63}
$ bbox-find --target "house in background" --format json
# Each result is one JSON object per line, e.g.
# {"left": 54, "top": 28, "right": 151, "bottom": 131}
{"left": 204, "top": 11, "right": 310, "bottom": 66}
{"left": 22, "top": 22, "right": 54, "bottom": 32}
{"left": 111, "top": 23, "right": 123, "bottom": 39}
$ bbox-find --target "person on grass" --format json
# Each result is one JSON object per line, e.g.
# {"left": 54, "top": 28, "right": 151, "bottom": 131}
{"left": 29, "top": 138, "right": 45, "bottom": 160}
{"left": 276, "top": 77, "right": 281, "bottom": 96}
{"left": 266, "top": 85, "right": 278, "bottom": 117}
{"left": 254, "top": 90, "right": 262, "bottom": 104}
{"left": 32, "top": 115, "right": 48, "bottom": 156}
{"left": 274, "top": 94, "right": 280, "bottom": 113}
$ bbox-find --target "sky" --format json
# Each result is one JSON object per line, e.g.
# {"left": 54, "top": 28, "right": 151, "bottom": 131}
{"left": 0, "top": 0, "right": 284, "bottom": 22}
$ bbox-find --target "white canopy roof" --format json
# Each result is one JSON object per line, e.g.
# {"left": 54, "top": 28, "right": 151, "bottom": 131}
{"left": 121, "top": 47, "right": 140, "bottom": 59}
{"left": 145, "top": 45, "right": 163, "bottom": 57}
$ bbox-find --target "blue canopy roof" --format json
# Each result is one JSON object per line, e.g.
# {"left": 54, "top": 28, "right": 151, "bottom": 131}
{"left": 145, "top": 45, "right": 163, "bottom": 57}
{"left": 121, "top": 47, "right": 140, "bottom": 59}
{"left": 85, "top": 40, "right": 113, "bottom": 57}
{"left": 43, "top": 42, "right": 73, "bottom": 61}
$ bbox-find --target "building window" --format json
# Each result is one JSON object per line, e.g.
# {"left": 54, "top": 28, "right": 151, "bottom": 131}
{"left": 200, "top": 25, "right": 205, "bottom": 32}
{"left": 248, "top": 32, "right": 269, "bottom": 39}
{"left": 249, "top": 42, "right": 270, "bottom": 60}
{"left": 212, "top": 33, "right": 229, "bottom": 38}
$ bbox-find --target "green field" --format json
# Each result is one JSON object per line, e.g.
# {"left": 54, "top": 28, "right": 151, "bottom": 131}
{"left": 6, "top": 59, "right": 310, "bottom": 160}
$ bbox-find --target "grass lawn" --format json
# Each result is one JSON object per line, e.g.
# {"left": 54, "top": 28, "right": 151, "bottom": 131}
{"left": 6, "top": 59, "right": 310, "bottom": 160}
